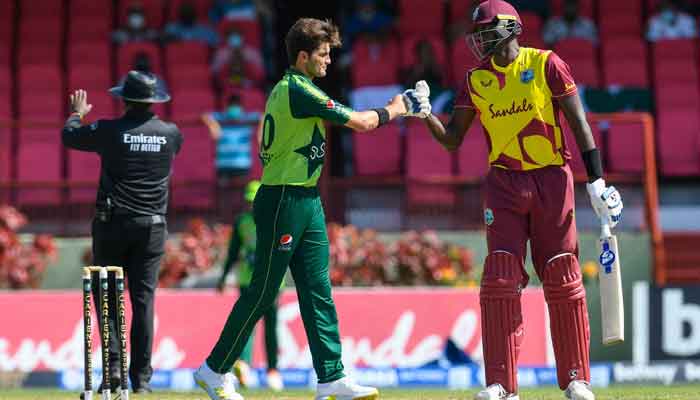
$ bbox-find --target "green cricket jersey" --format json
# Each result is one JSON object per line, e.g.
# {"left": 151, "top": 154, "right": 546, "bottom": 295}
{"left": 260, "top": 68, "right": 353, "bottom": 187}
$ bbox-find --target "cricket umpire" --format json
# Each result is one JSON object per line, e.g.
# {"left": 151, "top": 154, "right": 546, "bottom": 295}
{"left": 63, "top": 71, "right": 182, "bottom": 393}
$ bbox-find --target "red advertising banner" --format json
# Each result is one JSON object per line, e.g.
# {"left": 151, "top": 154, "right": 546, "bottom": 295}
{"left": 0, "top": 288, "right": 549, "bottom": 372}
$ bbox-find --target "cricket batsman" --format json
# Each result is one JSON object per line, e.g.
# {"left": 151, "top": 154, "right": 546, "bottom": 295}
{"left": 404, "top": 1, "right": 623, "bottom": 399}
{"left": 194, "top": 17, "right": 421, "bottom": 400}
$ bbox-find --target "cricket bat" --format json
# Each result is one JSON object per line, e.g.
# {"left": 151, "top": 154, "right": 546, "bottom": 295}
{"left": 598, "top": 218, "right": 624, "bottom": 345}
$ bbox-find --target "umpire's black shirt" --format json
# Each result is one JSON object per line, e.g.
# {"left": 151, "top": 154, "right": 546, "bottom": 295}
{"left": 62, "top": 109, "right": 183, "bottom": 216}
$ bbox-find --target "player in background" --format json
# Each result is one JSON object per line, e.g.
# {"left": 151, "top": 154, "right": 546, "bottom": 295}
{"left": 194, "top": 17, "right": 426, "bottom": 400}
{"left": 217, "top": 180, "right": 284, "bottom": 392}
{"left": 403, "top": 1, "right": 622, "bottom": 399}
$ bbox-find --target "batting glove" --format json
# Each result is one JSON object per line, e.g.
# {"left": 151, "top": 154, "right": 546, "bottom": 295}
{"left": 402, "top": 80, "right": 432, "bottom": 119}
{"left": 586, "top": 178, "right": 623, "bottom": 228}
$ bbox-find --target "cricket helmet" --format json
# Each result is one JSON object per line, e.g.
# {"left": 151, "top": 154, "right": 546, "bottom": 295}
{"left": 468, "top": 0, "right": 523, "bottom": 60}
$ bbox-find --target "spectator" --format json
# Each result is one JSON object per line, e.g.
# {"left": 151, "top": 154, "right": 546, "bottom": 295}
{"left": 402, "top": 40, "right": 452, "bottom": 114}
{"left": 344, "top": 0, "right": 393, "bottom": 44}
{"left": 542, "top": 0, "right": 597, "bottom": 46}
{"left": 164, "top": 1, "right": 219, "bottom": 46}
{"left": 211, "top": 28, "right": 265, "bottom": 88}
{"left": 646, "top": 0, "right": 697, "bottom": 42}
{"left": 112, "top": 3, "right": 160, "bottom": 45}
{"left": 121, "top": 52, "right": 170, "bottom": 94}
{"left": 209, "top": 0, "right": 257, "bottom": 23}
{"left": 201, "top": 94, "right": 261, "bottom": 181}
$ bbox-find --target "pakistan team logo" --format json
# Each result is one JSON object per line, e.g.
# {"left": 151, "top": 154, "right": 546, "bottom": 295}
{"left": 294, "top": 124, "right": 326, "bottom": 178}
{"left": 484, "top": 208, "right": 494, "bottom": 226}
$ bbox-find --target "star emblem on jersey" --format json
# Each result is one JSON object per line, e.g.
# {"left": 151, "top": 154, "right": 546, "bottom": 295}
{"left": 294, "top": 124, "right": 326, "bottom": 178}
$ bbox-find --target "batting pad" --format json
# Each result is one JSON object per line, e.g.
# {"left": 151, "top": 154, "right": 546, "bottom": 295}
{"left": 542, "top": 254, "right": 591, "bottom": 390}
{"left": 479, "top": 252, "right": 527, "bottom": 395}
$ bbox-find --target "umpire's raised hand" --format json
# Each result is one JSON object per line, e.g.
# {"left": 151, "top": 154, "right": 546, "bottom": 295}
{"left": 69, "top": 89, "right": 93, "bottom": 118}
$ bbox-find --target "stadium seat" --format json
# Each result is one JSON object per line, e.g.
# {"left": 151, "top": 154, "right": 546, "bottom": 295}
{"left": 118, "top": 0, "right": 167, "bottom": 28}
{"left": 653, "top": 59, "right": 698, "bottom": 83}
{"left": 657, "top": 110, "right": 700, "bottom": 176}
{"left": 165, "top": 42, "right": 210, "bottom": 67}
{"left": 599, "top": 14, "right": 642, "bottom": 39}
{"left": 18, "top": 43, "right": 62, "bottom": 66}
{"left": 0, "top": 92, "right": 10, "bottom": 119}
{"left": 457, "top": 123, "right": 489, "bottom": 180}
{"left": 19, "top": 17, "right": 62, "bottom": 43}
{"left": 19, "top": 94, "right": 63, "bottom": 123}
{"left": 0, "top": 64, "right": 10, "bottom": 94}
{"left": 449, "top": 0, "right": 474, "bottom": 23}
{"left": 405, "top": 119, "right": 455, "bottom": 207}
{"left": 398, "top": 0, "right": 445, "bottom": 36}
{"left": 68, "top": 14, "right": 112, "bottom": 43}
{"left": 218, "top": 19, "right": 262, "bottom": 48}
{"left": 400, "top": 35, "right": 448, "bottom": 72}
{"left": 16, "top": 137, "right": 62, "bottom": 205}
{"left": 117, "top": 42, "right": 163, "bottom": 78}
{"left": 550, "top": 0, "right": 594, "bottom": 17}
{"left": 450, "top": 42, "right": 480, "bottom": 87}
{"left": 655, "top": 83, "right": 700, "bottom": 109}
{"left": 238, "top": 88, "right": 266, "bottom": 112}
{"left": 0, "top": 42, "right": 9, "bottom": 66}
{"left": 19, "top": 65, "right": 62, "bottom": 93}
{"left": 69, "top": 65, "right": 112, "bottom": 91}
{"left": 168, "top": 0, "right": 213, "bottom": 22}
{"left": 168, "top": 65, "right": 212, "bottom": 92}
{"left": 520, "top": 12, "right": 543, "bottom": 35}
{"left": 602, "top": 38, "right": 649, "bottom": 87}
{"left": 67, "top": 150, "right": 100, "bottom": 204}
{"left": 561, "top": 119, "right": 602, "bottom": 178}
{"left": 353, "top": 124, "right": 402, "bottom": 176}
{"left": 553, "top": 39, "right": 599, "bottom": 87}
{"left": 351, "top": 38, "right": 400, "bottom": 87}
{"left": 0, "top": 1, "right": 12, "bottom": 44}
{"left": 19, "top": 0, "right": 63, "bottom": 19}
{"left": 70, "top": 0, "right": 114, "bottom": 18}
{"left": 652, "top": 39, "right": 696, "bottom": 60}
{"left": 171, "top": 125, "right": 215, "bottom": 209}
{"left": 170, "top": 89, "right": 216, "bottom": 122}
{"left": 606, "top": 120, "right": 645, "bottom": 174}
{"left": 69, "top": 42, "right": 112, "bottom": 66}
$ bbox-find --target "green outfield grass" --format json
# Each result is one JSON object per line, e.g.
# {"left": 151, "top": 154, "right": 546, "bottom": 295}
{"left": 3, "top": 386, "right": 700, "bottom": 400}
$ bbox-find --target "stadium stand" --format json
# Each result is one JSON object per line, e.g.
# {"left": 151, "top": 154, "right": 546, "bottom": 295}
{"left": 457, "top": 123, "right": 490, "bottom": 180}
{"left": 1, "top": 0, "right": 698, "bottom": 214}
{"left": 351, "top": 37, "right": 401, "bottom": 87}
{"left": 353, "top": 124, "right": 402, "bottom": 176}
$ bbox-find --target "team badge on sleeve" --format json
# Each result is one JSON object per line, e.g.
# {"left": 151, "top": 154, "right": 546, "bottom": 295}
{"left": 520, "top": 69, "right": 534, "bottom": 83}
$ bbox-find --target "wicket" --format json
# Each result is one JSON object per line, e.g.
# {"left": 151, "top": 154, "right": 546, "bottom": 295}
{"left": 82, "top": 266, "right": 129, "bottom": 400}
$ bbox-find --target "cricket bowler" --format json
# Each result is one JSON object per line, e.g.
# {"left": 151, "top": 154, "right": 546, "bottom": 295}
{"left": 404, "top": 1, "right": 623, "bottom": 399}
{"left": 194, "top": 17, "right": 423, "bottom": 400}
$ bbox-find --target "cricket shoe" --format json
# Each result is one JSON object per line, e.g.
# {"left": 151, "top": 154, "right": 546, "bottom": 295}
{"left": 194, "top": 362, "right": 244, "bottom": 400}
{"left": 315, "top": 377, "right": 379, "bottom": 400}
{"left": 474, "top": 383, "right": 520, "bottom": 400}
{"left": 233, "top": 360, "right": 252, "bottom": 388}
{"left": 266, "top": 369, "right": 284, "bottom": 392}
{"left": 565, "top": 380, "right": 595, "bottom": 400}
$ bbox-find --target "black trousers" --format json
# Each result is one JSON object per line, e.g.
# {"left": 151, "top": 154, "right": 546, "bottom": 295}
{"left": 91, "top": 214, "right": 166, "bottom": 387}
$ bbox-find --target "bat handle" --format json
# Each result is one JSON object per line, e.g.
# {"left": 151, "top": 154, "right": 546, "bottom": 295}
{"left": 600, "top": 217, "right": 612, "bottom": 239}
